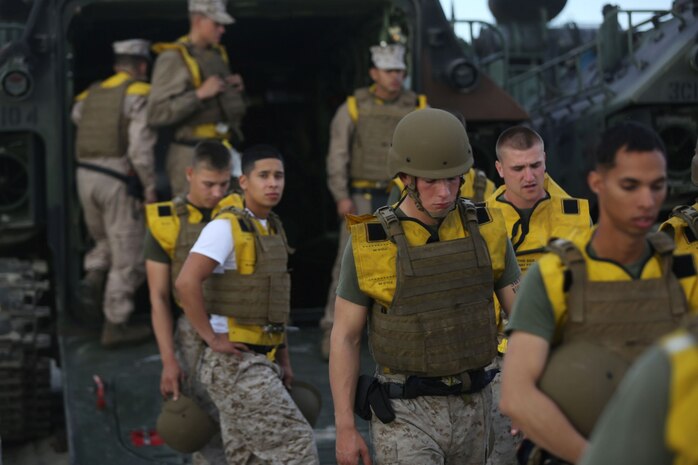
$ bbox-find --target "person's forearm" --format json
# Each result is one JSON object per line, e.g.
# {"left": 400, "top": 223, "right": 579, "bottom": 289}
{"left": 329, "top": 325, "right": 362, "bottom": 431}
{"left": 175, "top": 278, "right": 216, "bottom": 345}
{"left": 151, "top": 295, "right": 177, "bottom": 365}
{"left": 276, "top": 344, "right": 291, "bottom": 369}
{"left": 501, "top": 385, "right": 587, "bottom": 462}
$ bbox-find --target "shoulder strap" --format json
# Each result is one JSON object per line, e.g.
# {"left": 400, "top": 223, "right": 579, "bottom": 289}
{"left": 346, "top": 96, "right": 359, "bottom": 123}
{"left": 546, "top": 238, "right": 587, "bottom": 323}
{"left": 172, "top": 196, "right": 189, "bottom": 219}
{"left": 267, "top": 211, "right": 294, "bottom": 254}
{"left": 457, "top": 199, "right": 489, "bottom": 267}
{"left": 375, "top": 206, "right": 414, "bottom": 276}
{"left": 671, "top": 205, "right": 698, "bottom": 239}
{"left": 647, "top": 232, "right": 687, "bottom": 317}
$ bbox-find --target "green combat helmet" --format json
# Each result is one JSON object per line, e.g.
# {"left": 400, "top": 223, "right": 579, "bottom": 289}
{"left": 388, "top": 108, "right": 473, "bottom": 179}
{"left": 156, "top": 395, "right": 217, "bottom": 453}
{"left": 538, "top": 341, "right": 629, "bottom": 437}
{"left": 290, "top": 380, "right": 322, "bottom": 427}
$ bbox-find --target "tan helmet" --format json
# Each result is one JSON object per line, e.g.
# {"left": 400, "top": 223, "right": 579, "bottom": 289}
{"left": 156, "top": 395, "right": 218, "bottom": 453}
{"left": 290, "top": 380, "right": 322, "bottom": 427}
{"left": 691, "top": 140, "right": 698, "bottom": 186}
{"left": 388, "top": 108, "right": 473, "bottom": 179}
{"left": 538, "top": 341, "right": 629, "bottom": 438}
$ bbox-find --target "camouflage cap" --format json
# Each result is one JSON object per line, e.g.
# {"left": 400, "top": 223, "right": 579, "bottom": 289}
{"left": 189, "top": 0, "right": 235, "bottom": 24}
{"left": 370, "top": 44, "right": 406, "bottom": 70}
{"left": 112, "top": 39, "right": 151, "bottom": 60}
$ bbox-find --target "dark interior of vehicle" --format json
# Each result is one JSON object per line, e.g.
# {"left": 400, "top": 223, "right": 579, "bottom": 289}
{"left": 66, "top": 0, "right": 394, "bottom": 310}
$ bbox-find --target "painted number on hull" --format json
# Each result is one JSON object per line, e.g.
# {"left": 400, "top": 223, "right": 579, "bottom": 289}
{"left": 0, "top": 105, "right": 38, "bottom": 127}
{"left": 668, "top": 81, "right": 698, "bottom": 102}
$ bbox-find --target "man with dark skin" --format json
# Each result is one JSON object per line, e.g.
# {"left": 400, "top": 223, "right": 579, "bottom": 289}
{"left": 501, "top": 122, "right": 698, "bottom": 464}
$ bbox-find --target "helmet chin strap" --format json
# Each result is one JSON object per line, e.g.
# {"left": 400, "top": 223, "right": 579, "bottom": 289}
{"left": 402, "top": 177, "right": 458, "bottom": 220}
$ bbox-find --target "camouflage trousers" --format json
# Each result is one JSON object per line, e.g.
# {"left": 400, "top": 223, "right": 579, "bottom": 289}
{"left": 371, "top": 373, "right": 493, "bottom": 465}
{"left": 76, "top": 164, "right": 145, "bottom": 324}
{"left": 486, "top": 357, "right": 521, "bottom": 465}
{"left": 174, "top": 317, "right": 226, "bottom": 465}
{"left": 199, "top": 348, "right": 319, "bottom": 465}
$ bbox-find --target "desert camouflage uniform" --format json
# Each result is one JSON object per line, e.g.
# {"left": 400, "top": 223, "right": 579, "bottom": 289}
{"left": 372, "top": 373, "right": 493, "bottom": 465}
{"left": 73, "top": 74, "right": 156, "bottom": 324}
{"left": 199, "top": 348, "right": 320, "bottom": 465}
{"left": 175, "top": 317, "right": 227, "bottom": 465}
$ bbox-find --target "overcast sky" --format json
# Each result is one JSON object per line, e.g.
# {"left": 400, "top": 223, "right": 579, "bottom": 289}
{"left": 440, "top": 0, "right": 673, "bottom": 27}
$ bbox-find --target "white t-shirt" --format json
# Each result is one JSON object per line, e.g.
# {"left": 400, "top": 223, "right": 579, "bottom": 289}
{"left": 190, "top": 213, "right": 269, "bottom": 333}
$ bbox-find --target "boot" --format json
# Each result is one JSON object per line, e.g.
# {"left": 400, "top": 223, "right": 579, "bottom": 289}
{"left": 101, "top": 321, "right": 152, "bottom": 349}
{"left": 78, "top": 269, "right": 107, "bottom": 324}
{"left": 320, "top": 327, "right": 331, "bottom": 362}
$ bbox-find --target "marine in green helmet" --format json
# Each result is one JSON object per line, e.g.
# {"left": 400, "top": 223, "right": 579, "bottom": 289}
{"left": 329, "top": 108, "right": 521, "bottom": 465}
{"left": 320, "top": 43, "right": 428, "bottom": 361}
{"left": 501, "top": 122, "right": 698, "bottom": 465}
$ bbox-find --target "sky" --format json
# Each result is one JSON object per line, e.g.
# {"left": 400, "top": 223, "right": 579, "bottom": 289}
{"left": 439, "top": 0, "right": 674, "bottom": 27}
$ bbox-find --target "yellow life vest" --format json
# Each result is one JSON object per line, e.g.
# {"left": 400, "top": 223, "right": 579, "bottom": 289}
{"left": 204, "top": 207, "right": 290, "bottom": 347}
{"left": 486, "top": 189, "right": 591, "bottom": 273}
{"left": 486, "top": 174, "right": 590, "bottom": 353}
{"left": 152, "top": 37, "right": 243, "bottom": 141}
{"left": 537, "top": 228, "right": 698, "bottom": 348}
{"left": 75, "top": 72, "right": 151, "bottom": 160}
{"left": 347, "top": 86, "right": 427, "bottom": 182}
{"left": 145, "top": 193, "right": 243, "bottom": 260}
{"left": 660, "top": 202, "right": 698, "bottom": 254}
{"left": 663, "top": 321, "right": 698, "bottom": 465}
{"left": 349, "top": 201, "right": 508, "bottom": 310}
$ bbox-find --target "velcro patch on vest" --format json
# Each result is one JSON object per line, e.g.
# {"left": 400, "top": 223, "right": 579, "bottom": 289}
{"left": 672, "top": 254, "right": 696, "bottom": 279}
{"left": 158, "top": 205, "right": 172, "bottom": 217}
{"left": 684, "top": 226, "right": 697, "bottom": 244}
{"left": 475, "top": 206, "right": 492, "bottom": 225}
{"left": 562, "top": 199, "right": 580, "bottom": 215}
{"left": 366, "top": 223, "right": 388, "bottom": 242}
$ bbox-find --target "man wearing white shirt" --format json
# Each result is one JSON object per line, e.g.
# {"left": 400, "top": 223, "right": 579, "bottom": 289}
{"left": 175, "top": 145, "right": 319, "bottom": 464}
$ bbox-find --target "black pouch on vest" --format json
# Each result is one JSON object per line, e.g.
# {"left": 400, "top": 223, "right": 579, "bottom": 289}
{"left": 354, "top": 374, "right": 396, "bottom": 424}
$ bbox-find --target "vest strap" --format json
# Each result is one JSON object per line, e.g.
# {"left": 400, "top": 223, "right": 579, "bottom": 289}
{"left": 547, "top": 238, "right": 587, "bottom": 323}
{"left": 671, "top": 204, "right": 698, "bottom": 240}
{"left": 458, "top": 200, "right": 489, "bottom": 268}
{"left": 375, "top": 206, "right": 415, "bottom": 276}
{"left": 472, "top": 169, "right": 488, "bottom": 203}
{"left": 647, "top": 232, "right": 686, "bottom": 317}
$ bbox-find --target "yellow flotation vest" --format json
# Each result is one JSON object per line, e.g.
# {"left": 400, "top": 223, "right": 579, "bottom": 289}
{"left": 660, "top": 202, "right": 698, "bottom": 254}
{"left": 538, "top": 228, "right": 695, "bottom": 357}
{"left": 151, "top": 37, "right": 244, "bottom": 141}
{"left": 202, "top": 207, "right": 292, "bottom": 347}
{"left": 349, "top": 200, "right": 507, "bottom": 376}
{"left": 347, "top": 85, "right": 427, "bottom": 183}
{"left": 663, "top": 319, "right": 698, "bottom": 465}
{"left": 75, "top": 72, "right": 150, "bottom": 160}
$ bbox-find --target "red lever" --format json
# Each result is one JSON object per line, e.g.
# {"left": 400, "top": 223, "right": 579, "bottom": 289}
{"left": 93, "top": 375, "right": 105, "bottom": 410}
{"left": 130, "top": 429, "right": 165, "bottom": 447}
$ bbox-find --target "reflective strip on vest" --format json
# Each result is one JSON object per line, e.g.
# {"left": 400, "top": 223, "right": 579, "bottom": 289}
{"left": 203, "top": 207, "right": 291, "bottom": 326}
{"left": 349, "top": 87, "right": 421, "bottom": 182}
{"left": 364, "top": 200, "right": 497, "bottom": 377}
{"left": 76, "top": 75, "right": 132, "bottom": 160}
{"left": 548, "top": 232, "right": 688, "bottom": 363}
